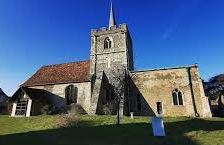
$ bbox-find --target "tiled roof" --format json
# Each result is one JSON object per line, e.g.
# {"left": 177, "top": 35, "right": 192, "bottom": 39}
{"left": 22, "top": 60, "right": 90, "bottom": 87}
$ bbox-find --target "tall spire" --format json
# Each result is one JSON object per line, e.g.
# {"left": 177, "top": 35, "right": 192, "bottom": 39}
{"left": 109, "top": 1, "right": 116, "bottom": 28}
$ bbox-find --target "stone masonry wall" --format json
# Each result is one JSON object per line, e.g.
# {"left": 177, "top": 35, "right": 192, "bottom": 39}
{"left": 188, "top": 67, "right": 212, "bottom": 117}
{"left": 130, "top": 65, "right": 212, "bottom": 117}
{"left": 90, "top": 24, "right": 133, "bottom": 77}
{"left": 30, "top": 82, "right": 92, "bottom": 114}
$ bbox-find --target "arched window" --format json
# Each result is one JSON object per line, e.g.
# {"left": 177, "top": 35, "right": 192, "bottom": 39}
{"left": 65, "top": 85, "right": 78, "bottom": 105}
{"left": 172, "top": 89, "right": 183, "bottom": 106}
{"left": 104, "top": 37, "right": 112, "bottom": 49}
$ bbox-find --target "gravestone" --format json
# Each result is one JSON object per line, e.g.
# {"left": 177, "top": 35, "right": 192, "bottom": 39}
{"left": 130, "top": 112, "right": 134, "bottom": 119}
{"left": 151, "top": 116, "right": 166, "bottom": 137}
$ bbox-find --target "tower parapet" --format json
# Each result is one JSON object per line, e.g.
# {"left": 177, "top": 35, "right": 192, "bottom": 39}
{"left": 91, "top": 23, "right": 128, "bottom": 36}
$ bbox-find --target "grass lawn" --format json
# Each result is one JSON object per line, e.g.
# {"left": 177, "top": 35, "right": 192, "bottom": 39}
{"left": 0, "top": 115, "right": 224, "bottom": 145}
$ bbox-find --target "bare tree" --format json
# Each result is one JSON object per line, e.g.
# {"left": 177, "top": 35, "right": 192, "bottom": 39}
{"left": 204, "top": 74, "right": 224, "bottom": 116}
{"left": 109, "top": 66, "right": 126, "bottom": 126}
{"left": 204, "top": 74, "right": 224, "bottom": 98}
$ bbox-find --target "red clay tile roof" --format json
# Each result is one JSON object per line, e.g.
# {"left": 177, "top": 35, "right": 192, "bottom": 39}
{"left": 22, "top": 60, "right": 90, "bottom": 87}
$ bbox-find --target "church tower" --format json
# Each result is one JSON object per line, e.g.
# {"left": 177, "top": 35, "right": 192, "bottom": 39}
{"left": 90, "top": 2, "right": 134, "bottom": 78}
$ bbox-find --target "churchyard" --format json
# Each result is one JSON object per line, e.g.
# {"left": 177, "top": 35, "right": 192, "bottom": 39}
{"left": 0, "top": 115, "right": 224, "bottom": 145}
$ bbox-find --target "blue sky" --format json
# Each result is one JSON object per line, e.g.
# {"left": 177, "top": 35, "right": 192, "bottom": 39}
{"left": 0, "top": 0, "right": 224, "bottom": 95}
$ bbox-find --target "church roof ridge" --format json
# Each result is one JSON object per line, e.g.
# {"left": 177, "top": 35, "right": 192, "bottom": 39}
{"left": 41, "top": 60, "right": 90, "bottom": 68}
{"left": 131, "top": 64, "right": 198, "bottom": 73}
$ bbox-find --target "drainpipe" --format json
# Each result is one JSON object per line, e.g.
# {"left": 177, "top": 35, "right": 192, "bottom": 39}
{"left": 187, "top": 67, "right": 199, "bottom": 117}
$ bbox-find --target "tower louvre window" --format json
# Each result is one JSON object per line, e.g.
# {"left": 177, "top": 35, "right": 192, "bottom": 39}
{"left": 104, "top": 37, "right": 112, "bottom": 49}
{"left": 172, "top": 89, "right": 184, "bottom": 106}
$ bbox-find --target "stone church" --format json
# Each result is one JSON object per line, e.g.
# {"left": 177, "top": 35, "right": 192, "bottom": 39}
{"left": 10, "top": 3, "right": 211, "bottom": 117}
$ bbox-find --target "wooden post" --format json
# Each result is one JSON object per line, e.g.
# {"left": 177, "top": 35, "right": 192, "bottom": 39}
{"left": 11, "top": 102, "right": 17, "bottom": 117}
{"left": 26, "top": 99, "right": 32, "bottom": 117}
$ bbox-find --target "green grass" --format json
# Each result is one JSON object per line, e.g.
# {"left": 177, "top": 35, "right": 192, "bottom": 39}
{"left": 0, "top": 115, "right": 59, "bottom": 135}
{"left": 0, "top": 115, "right": 224, "bottom": 145}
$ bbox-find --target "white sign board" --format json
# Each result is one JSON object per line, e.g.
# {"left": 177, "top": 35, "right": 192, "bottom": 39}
{"left": 151, "top": 116, "right": 166, "bottom": 136}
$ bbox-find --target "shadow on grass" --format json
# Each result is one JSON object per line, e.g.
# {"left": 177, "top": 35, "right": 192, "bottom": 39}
{"left": 0, "top": 118, "right": 224, "bottom": 145}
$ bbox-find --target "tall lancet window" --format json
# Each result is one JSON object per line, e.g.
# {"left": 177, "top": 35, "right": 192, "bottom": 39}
{"left": 104, "top": 37, "right": 112, "bottom": 49}
{"left": 172, "top": 89, "right": 183, "bottom": 106}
